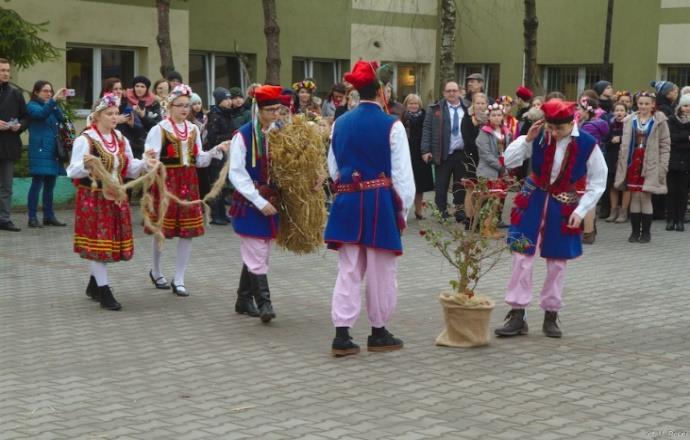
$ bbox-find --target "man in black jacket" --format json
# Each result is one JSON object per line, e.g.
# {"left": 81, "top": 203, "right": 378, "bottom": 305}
{"left": 0, "top": 59, "right": 28, "bottom": 232}
{"left": 420, "top": 81, "right": 468, "bottom": 222}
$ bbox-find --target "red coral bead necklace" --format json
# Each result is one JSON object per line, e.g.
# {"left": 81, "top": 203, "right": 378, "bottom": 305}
{"left": 93, "top": 125, "right": 118, "bottom": 153}
{"left": 168, "top": 117, "right": 188, "bottom": 141}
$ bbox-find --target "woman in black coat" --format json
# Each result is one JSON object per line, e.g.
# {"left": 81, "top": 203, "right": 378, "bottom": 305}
{"left": 401, "top": 94, "right": 433, "bottom": 219}
{"left": 665, "top": 96, "right": 690, "bottom": 231}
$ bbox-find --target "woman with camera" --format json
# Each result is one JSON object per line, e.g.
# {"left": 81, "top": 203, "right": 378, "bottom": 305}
{"left": 26, "top": 80, "right": 67, "bottom": 228}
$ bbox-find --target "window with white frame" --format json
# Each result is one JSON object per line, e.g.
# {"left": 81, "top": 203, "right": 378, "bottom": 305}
{"left": 292, "top": 58, "right": 349, "bottom": 98}
{"left": 542, "top": 65, "right": 608, "bottom": 100}
{"left": 456, "top": 64, "right": 500, "bottom": 99}
{"left": 661, "top": 65, "right": 690, "bottom": 88}
{"left": 189, "top": 52, "right": 251, "bottom": 107}
{"left": 66, "top": 45, "right": 137, "bottom": 112}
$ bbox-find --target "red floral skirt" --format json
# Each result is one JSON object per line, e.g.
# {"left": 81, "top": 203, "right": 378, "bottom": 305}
{"left": 73, "top": 187, "right": 133, "bottom": 262}
{"left": 147, "top": 166, "right": 205, "bottom": 238}
{"left": 626, "top": 147, "right": 645, "bottom": 192}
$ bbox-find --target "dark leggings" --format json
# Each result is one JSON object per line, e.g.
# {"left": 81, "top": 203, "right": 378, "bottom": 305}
{"left": 27, "top": 175, "right": 57, "bottom": 219}
{"left": 666, "top": 170, "right": 690, "bottom": 223}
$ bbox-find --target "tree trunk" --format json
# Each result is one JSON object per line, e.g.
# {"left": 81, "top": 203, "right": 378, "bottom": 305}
{"left": 523, "top": 0, "right": 542, "bottom": 94}
{"left": 262, "top": 0, "right": 281, "bottom": 85}
{"left": 602, "top": 0, "right": 614, "bottom": 80}
{"left": 439, "top": 0, "right": 457, "bottom": 95}
{"left": 156, "top": 0, "right": 175, "bottom": 78}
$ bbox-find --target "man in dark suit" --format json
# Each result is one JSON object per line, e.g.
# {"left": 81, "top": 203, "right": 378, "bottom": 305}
{"left": 0, "top": 58, "right": 28, "bottom": 232}
{"left": 420, "top": 81, "right": 468, "bottom": 222}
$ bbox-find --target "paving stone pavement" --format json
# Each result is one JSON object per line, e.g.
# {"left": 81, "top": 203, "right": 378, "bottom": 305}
{"left": 1, "top": 204, "right": 690, "bottom": 440}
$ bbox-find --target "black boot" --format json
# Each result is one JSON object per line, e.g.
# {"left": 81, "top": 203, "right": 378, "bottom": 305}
{"left": 332, "top": 327, "right": 360, "bottom": 357}
{"left": 367, "top": 327, "right": 403, "bottom": 352}
{"left": 494, "top": 308, "right": 528, "bottom": 336}
{"left": 86, "top": 276, "right": 99, "bottom": 301}
{"left": 250, "top": 273, "right": 275, "bottom": 323}
{"left": 98, "top": 285, "right": 121, "bottom": 311}
{"left": 543, "top": 311, "right": 562, "bottom": 338}
{"left": 628, "top": 213, "right": 641, "bottom": 243}
{"left": 666, "top": 219, "right": 675, "bottom": 231}
{"left": 639, "top": 214, "right": 652, "bottom": 243}
{"left": 235, "top": 265, "right": 259, "bottom": 317}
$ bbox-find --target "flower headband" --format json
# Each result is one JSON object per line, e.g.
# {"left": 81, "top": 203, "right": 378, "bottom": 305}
{"left": 615, "top": 90, "right": 631, "bottom": 99}
{"left": 637, "top": 91, "right": 656, "bottom": 99}
{"left": 292, "top": 80, "right": 317, "bottom": 92}
{"left": 167, "top": 84, "right": 193, "bottom": 103}
{"left": 498, "top": 95, "right": 513, "bottom": 105}
{"left": 94, "top": 93, "right": 120, "bottom": 113}
{"left": 486, "top": 103, "right": 504, "bottom": 114}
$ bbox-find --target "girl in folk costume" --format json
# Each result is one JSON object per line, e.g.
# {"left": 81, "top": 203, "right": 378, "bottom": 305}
{"left": 66, "top": 93, "right": 158, "bottom": 310}
{"left": 144, "top": 84, "right": 229, "bottom": 296}
{"left": 605, "top": 102, "right": 630, "bottom": 223}
{"left": 227, "top": 85, "right": 284, "bottom": 322}
{"left": 498, "top": 95, "right": 520, "bottom": 139}
{"left": 614, "top": 92, "right": 670, "bottom": 243}
{"left": 292, "top": 80, "right": 321, "bottom": 119}
{"left": 495, "top": 100, "right": 607, "bottom": 338}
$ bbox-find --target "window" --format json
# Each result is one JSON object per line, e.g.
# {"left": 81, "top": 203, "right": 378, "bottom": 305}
{"left": 541, "top": 65, "right": 609, "bottom": 100}
{"left": 66, "top": 45, "right": 137, "bottom": 112}
{"left": 189, "top": 52, "right": 250, "bottom": 107}
{"left": 662, "top": 65, "right": 690, "bottom": 87}
{"left": 456, "top": 64, "right": 500, "bottom": 99}
{"left": 292, "top": 58, "right": 349, "bottom": 98}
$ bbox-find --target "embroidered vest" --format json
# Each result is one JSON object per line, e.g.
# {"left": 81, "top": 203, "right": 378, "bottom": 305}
{"left": 78, "top": 133, "right": 127, "bottom": 189}
{"left": 159, "top": 124, "right": 198, "bottom": 167}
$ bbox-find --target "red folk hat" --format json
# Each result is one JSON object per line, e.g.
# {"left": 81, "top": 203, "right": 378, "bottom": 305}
{"left": 344, "top": 60, "right": 380, "bottom": 90}
{"left": 542, "top": 99, "right": 576, "bottom": 124}
{"left": 516, "top": 86, "right": 533, "bottom": 101}
{"left": 254, "top": 85, "right": 283, "bottom": 107}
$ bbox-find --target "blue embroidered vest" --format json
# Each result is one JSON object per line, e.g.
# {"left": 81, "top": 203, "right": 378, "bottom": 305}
{"left": 324, "top": 102, "right": 403, "bottom": 254}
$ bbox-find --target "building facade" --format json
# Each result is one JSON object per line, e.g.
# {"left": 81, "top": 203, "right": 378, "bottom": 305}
{"left": 5, "top": 0, "right": 690, "bottom": 117}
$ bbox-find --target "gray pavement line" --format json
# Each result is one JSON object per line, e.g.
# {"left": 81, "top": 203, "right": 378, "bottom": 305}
{"left": 2, "top": 250, "right": 83, "bottom": 270}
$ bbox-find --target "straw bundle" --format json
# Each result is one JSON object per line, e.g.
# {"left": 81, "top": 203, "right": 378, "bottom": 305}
{"left": 268, "top": 115, "right": 328, "bottom": 254}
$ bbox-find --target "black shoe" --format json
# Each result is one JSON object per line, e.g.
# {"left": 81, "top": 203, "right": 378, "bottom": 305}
{"left": 639, "top": 214, "right": 652, "bottom": 243}
{"left": 149, "top": 270, "right": 170, "bottom": 290}
{"left": 676, "top": 222, "right": 685, "bottom": 232}
{"left": 494, "top": 308, "right": 528, "bottom": 336}
{"left": 171, "top": 281, "right": 189, "bottom": 297}
{"left": 666, "top": 220, "right": 675, "bottom": 231}
{"left": 235, "top": 265, "right": 259, "bottom": 317}
{"left": 543, "top": 311, "right": 562, "bottom": 338}
{"left": 0, "top": 221, "right": 21, "bottom": 231}
{"left": 99, "top": 285, "right": 121, "bottom": 311}
{"left": 454, "top": 211, "right": 467, "bottom": 224}
{"left": 628, "top": 213, "right": 641, "bottom": 243}
{"left": 86, "top": 276, "right": 99, "bottom": 301}
{"left": 496, "top": 220, "right": 509, "bottom": 229}
{"left": 249, "top": 273, "right": 275, "bottom": 323}
{"left": 43, "top": 217, "right": 66, "bottom": 226}
{"left": 367, "top": 328, "right": 403, "bottom": 352}
{"left": 332, "top": 337, "right": 360, "bottom": 357}
{"left": 210, "top": 218, "right": 229, "bottom": 225}
{"left": 28, "top": 218, "right": 42, "bottom": 228}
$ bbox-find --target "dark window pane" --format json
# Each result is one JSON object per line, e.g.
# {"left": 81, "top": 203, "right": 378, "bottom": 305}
{"left": 66, "top": 47, "right": 93, "bottom": 109}
{"left": 546, "top": 66, "right": 579, "bottom": 100}
{"left": 584, "top": 66, "right": 605, "bottom": 92}
{"left": 189, "top": 54, "right": 208, "bottom": 106}
{"left": 396, "top": 64, "right": 418, "bottom": 102}
{"left": 485, "top": 64, "right": 500, "bottom": 99}
{"left": 292, "top": 59, "right": 306, "bottom": 84}
{"left": 666, "top": 66, "right": 690, "bottom": 87}
{"left": 101, "top": 49, "right": 134, "bottom": 89}
{"left": 215, "top": 56, "right": 241, "bottom": 90}
{"left": 312, "top": 61, "right": 335, "bottom": 98}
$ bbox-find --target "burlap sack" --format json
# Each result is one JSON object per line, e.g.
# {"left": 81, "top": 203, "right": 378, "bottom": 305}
{"left": 435, "top": 293, "right": 495, "bottom": 348}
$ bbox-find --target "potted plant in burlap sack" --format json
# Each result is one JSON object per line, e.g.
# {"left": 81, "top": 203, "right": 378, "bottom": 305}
{"left": 420, "top": 177, "right": 528, "bottom": 347}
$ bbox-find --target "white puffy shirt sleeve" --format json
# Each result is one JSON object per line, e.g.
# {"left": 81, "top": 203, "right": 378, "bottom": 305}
{"left": 228, "top": 131, "right": 268, "bottom": 210}
{"left": 503, "top": 135, "right": 533, "bottom": 169}
{"left": 123, "top": 135, "right": 147, "bottom": 178}
{"left": 574, "top": 145, "right": 608, "bottom": 218}
{"left": 390, "top": 120, "right": 415, "bottom": 219}
{"left": 66, "top": 134, "right": 90, "bottom": 179}
{"left": 327, "top": 120, "right": 339, "bottom": 180}
{"left": 144, "top": 124, "right": 162, "bottom": 159}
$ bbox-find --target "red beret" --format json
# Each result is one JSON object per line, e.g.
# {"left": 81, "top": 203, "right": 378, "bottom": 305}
{"left": 254, "top": 85, "right": 283, "bottom": 107}
{"left": 516, "top": 86, "right": 533, "bottom": 101}
{"left": 344, "top": 60, "right": 379, "bottom": 90}
{"left": 542, "top": 99, "right": 577, "bottom": 124}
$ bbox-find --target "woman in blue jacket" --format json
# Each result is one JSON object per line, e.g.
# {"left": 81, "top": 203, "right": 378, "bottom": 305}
{"left": 26, "top": 80, "right": 67, "bottom": 227}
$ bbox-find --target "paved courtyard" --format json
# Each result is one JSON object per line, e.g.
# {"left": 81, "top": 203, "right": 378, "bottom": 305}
{"left": 1, "top": 204, "right": 690, "bottom": 440}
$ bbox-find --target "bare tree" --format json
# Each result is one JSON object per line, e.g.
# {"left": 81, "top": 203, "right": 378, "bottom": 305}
{"left": 262, "top": 0, "right": 281, "bottom": 85}
{"left": 439, "top": 0, "right": 457, "bottom": 93}
{"left": 156, "top": 0, "right": 175, "bottom": 77}
{"left": 602, "top": 0, "right": 614, "bottom": 80}
{"left": 523, "top": 0, "right": 542, "bottom": 93}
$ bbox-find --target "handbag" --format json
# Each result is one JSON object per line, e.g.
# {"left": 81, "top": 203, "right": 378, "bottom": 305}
{"left": 56, "top": 119, "right": 76, "bottom": 162}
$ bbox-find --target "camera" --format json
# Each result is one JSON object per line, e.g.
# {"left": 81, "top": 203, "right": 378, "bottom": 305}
{"left": 65, "top": 89, "right": 76, "bottom": 97}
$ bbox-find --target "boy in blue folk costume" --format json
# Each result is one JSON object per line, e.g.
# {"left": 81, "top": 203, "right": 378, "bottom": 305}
{"left": 495, "top": 99, "right": 607, "bottom": 338}
{"left": 325, "top": 60, "right": 415, "bottom": 356}
{"left": 228, "top": 85, "right": 283, "bottom": 323}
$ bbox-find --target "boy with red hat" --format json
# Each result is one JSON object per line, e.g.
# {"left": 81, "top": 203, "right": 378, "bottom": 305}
{"left": 495, "top": 99, "right": 607, "bottom": 338}
{"left": 325, "top": 60, "right": 415, "bottom": 356}
{"left": 227, "top": 84, "right": 284, "bottom": 323}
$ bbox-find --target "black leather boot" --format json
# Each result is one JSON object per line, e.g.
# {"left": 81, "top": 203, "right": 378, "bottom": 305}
{"left": 332, "top": 327, "right": 360, "bottom": 357}
{"left": 543, "top": 311, "right": 562, "bottom": 338}
{"left": 250, "top": 273, "right": 275, "bottom": 323}
{"left": 367, "top": 327, "right": 403, "bottom": 352}
{"left": 98, "top": 285, "right": 121, "bottom": 311}
{"left": 86, "top": 276, "right": 99, "bottom": 301}
{"left": 628, "top": 213, "right": 641, "bottom": 242}
{"left": 639, "top": 214, "right": 652, "bottom": 243}
{"left": 666, "top": 219, "right": 676, "bottom": 231}
{"left": 494, "top": 308, "right": 528, "bottom": 336}
{"left": 235, "top": 265, "right": 259, "bottom": 317}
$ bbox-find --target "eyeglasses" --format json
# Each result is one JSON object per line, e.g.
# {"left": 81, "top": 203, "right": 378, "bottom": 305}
{"left": 171, "top": 104, "right": 191, "bottom": 108}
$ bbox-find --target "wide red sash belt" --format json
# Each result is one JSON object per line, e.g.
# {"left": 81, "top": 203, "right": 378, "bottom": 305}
{"left": 334, "top": 176, "right": 392, "bottom": 193}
